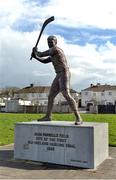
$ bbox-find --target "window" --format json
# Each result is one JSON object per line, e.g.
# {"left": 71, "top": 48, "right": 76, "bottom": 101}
{"left": 44, "top": 101, "right": 48, "bottom": 105}
{"left": 108, "top": 92, "right": 112, "bottom": 96}
{"left": 39, "top": 94, "right": 42, "bottom": 97}
{"left": 31, "top": 93, "right": 35, "bottom": 97}
{"left": 107, "top": 102, "right": 113, "bottom": 105}
{"left": 85, "top": 92, "right": 88, "bottom": 95}
{"left": 46, "top": 93, "right": 48, "bottom": 97}
{"left": 101, "top": 92, "right": 104, "bottom": 96}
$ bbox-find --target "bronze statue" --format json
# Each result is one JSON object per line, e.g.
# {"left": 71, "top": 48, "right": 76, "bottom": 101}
{"left": 31, "top": 35, "right": 83, "bottom": 125}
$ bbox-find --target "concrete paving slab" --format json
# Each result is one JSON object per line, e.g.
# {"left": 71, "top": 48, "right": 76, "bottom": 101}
{"left": 0, "top": 144, "right": 116, "bottom": 179}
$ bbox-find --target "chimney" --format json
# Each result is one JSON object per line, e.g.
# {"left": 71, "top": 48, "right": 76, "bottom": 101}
{"left": 90, "top": 84, "right": 94, "bottom": 87}
{"left": 30, "top": 83, "right": 34, "bottom": 87}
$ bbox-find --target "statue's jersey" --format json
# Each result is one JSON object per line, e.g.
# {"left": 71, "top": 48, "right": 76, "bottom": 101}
{"left": 39, "top": 46, "right": 69, "bottom": 73}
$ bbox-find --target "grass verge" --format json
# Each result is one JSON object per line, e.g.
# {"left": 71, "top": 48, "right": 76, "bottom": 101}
{"left": 0, "top": 113, "right": 116, "bottom": 146}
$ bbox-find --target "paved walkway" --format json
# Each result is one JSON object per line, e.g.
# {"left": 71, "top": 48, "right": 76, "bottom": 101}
{"left": 0, "top": 144, "right": 116, "bottom": 179}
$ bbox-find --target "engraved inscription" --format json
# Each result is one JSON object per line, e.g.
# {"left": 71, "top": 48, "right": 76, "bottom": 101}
{"left": 27, "top": 131, "right": 75, "bottom": 151}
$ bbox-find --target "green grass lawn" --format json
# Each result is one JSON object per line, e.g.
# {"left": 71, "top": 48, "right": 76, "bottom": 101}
{"left": 0, "top": 113, "right": 116, "bottom": 146}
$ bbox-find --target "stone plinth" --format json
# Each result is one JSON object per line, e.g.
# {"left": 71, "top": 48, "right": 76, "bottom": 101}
{"left": 14, "top": 121, "right": 108, "bottom": 169}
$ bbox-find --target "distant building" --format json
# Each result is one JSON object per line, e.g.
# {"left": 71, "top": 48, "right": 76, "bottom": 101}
{"left": 81, "top": 83, "right": 116, "bottom": 107}
{"left": 14, "top": 84, "right": 79, "bottom": 106}
{"left": 0, "top": 87, "right": 19, "bottom": 100}
{"left": 14, "top": 84, "right": 50, "bottom": 105}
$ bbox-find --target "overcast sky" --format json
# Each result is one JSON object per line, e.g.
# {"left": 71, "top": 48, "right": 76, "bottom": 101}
{"left": 0, "top": 0, "right": 116, "bottom": 91}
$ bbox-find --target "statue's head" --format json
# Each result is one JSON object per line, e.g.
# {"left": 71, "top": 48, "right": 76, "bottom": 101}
{"left": 47, "top": 35, "right": 57, "bottom": 48}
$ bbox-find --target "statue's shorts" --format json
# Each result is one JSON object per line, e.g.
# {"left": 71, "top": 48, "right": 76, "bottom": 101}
{"left": 50, "top": 70, "right": 70, "bottom": 95}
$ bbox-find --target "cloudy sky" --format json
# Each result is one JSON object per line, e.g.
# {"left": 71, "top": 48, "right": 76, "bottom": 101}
{"left": 0, "top": 0, "right": 116, "bottom": 91}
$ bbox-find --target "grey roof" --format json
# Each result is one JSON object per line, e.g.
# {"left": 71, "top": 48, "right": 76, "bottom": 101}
{"left": 16, "top": 86, "right": 78, "bottom": 94}
{"left": 16, "top": 86, "right": 51, "bottom": 94}
{"left": 82, "top": 84, "right": 116, "bottom": 92}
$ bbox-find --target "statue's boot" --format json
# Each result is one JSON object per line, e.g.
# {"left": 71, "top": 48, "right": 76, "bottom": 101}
{"left": 75, "top": 119, "right": 83, "bottom": 125}
{"left": 37, "top": 116, "right": 51, "bottom": 122}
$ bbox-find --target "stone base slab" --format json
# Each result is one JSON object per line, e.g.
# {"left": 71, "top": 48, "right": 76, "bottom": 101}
{"left": 14, "top": 121, "right": 109, "bottom": 169}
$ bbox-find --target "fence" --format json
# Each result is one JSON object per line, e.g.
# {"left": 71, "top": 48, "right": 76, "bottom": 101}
{"left": 16, "top": 104, "right": 73, "bottom": 113}
{"left": 98, "top": 105, "right": 116, "bottom": 114}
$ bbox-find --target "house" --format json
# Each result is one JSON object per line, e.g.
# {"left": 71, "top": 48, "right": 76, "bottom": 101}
{"left": 14, "top": 84, "right": 51, "bottom": 105}
{"left": 14, "top": 84, "right": 79, "bottom": 106}
{"left": 0, "top": 87, "right": 19, "bottom": 100}
{"left": 81, "top": 83, "right": 116, "bottom": 107}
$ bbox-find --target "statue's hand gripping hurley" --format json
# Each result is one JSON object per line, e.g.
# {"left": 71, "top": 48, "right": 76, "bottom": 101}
{"left": 30, "top": 16, "right": 54, "bottom": 60}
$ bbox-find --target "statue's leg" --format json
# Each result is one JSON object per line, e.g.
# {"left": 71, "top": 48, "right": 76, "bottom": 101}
{"left": 59, "top": 71, "right": 83, "bottom": 125}
{"left": 62, "top": 89, "right": 82, "bottom": 125}
{"left": 37, "top": 75, "right": 59, "bottom": 121}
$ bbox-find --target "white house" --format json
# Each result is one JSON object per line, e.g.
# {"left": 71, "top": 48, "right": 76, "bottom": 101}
{"left": 14, "top": 85, "right": 50, "bottom": 106}
{"left": 14, "top": 84, "right": 79, "bottom": 106}
{"left": 81, "top": 83, "right": 116, "bottom": 107}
